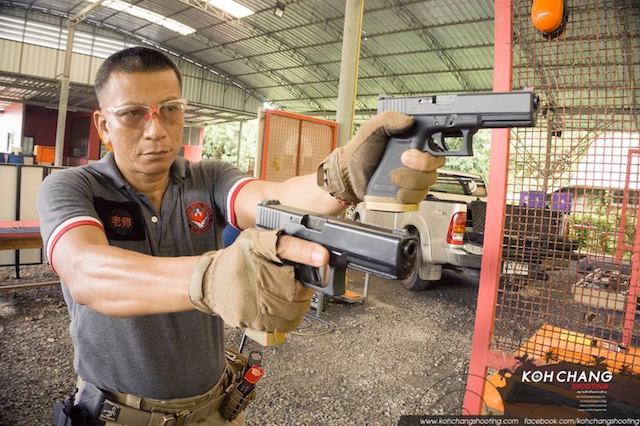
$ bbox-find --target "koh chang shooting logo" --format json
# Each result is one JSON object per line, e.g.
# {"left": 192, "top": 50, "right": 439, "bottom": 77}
{"left": 521, "top": 368, "right": 613, "bottom": 390}
{"left": 186, "top": 202, "right": 213, "bottom": 234}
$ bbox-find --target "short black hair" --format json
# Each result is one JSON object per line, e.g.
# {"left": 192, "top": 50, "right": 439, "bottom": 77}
{"left": 95, "top": 46, "right": 182, "bottom": 104}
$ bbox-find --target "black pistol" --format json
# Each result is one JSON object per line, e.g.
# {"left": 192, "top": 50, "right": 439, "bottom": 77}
{"left": 255, "top": 200, "right": 418, "bottom": 296}
{"left": 365, "top": 90, "right": 538, "bottom": 212}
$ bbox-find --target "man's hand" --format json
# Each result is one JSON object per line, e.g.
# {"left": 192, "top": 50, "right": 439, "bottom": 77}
{"left": 189, "top": 229, "right": 328, "bottom": 333}
{"left": 317, "top": 111, "right": 446, "bottom": 204}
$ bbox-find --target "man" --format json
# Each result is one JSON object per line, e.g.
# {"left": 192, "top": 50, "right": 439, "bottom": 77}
{"left": 38, "top": 46, "right": 444, "bottom": 425}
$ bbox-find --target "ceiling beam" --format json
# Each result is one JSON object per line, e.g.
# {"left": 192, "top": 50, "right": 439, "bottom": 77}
{"left": 269, "top": 87, "right": 494, "bottom": 103}
{"left": 302, "top": 5, "right": 411, "bottom": 96}
{"left": 383, "top": 0, "right": 473, "bottom": 91}
{"left": 0, "top": 96, "right": 94, "bottom": 112}
{"left": 175, "top": 0, "right": 325, "bottom": 111}
{"left": 9, "top": 3, "right": 269, "bottom": 106}
{"left": 192, "top": 1, "right": 412, "bottom": 98}
{"left": 231, "top": 42, "right": 494, "bottom": 78}
{"left": 247, "top": 58, "right": 640, "bottom": 89}
{"left": 203, "top": 15, "right": 492, "bottom": 66}
{"left": 178, "top": 1, "right": 339, "bottom": 100}
{"left": 177, "top": 0, "right": 493, "bottom": 54}
{"left": 253, "top": 66, "right": 494, "bottom": 90}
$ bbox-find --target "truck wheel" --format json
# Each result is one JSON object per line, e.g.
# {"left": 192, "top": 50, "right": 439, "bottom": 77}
{"left": 400, "top": 237, "right": 434, "bottom": 291}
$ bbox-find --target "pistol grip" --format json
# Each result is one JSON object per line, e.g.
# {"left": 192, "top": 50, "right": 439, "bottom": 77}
{"left": 365, "top": 135, "right": 420, "bottom": 212}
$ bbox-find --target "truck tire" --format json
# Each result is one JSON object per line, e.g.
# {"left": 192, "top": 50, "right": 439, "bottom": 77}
{"left": 400, "top": 236, "right": 435, "bottom": 291}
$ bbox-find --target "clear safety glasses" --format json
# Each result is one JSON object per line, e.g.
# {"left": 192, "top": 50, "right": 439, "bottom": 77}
{"left": 105, "top": 99, "right": 188, "bottom": 128}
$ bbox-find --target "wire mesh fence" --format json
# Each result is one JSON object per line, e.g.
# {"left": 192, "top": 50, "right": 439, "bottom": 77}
{"left": 260, "top": 110, "right": 336, "bottom": 181}
{"left": 477, "top": 0, "right": 640, "bottom": 416}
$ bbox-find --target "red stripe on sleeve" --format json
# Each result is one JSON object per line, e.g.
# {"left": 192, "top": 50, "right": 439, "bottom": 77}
{"left": 48, "top": 220, "right": 104, "bottom": 273}
{"left": 229, "top": 178, "right": 257, "bottom": 229}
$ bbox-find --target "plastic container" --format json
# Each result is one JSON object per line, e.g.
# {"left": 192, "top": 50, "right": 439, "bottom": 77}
{"left": 7, "top": 154, "right": 24, "bottom": 164}
{"left": 34, "top": 145, "right": 55, "bottom": 165}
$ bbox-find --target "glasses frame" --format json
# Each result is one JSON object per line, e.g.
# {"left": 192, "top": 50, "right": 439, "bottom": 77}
{"left": 104, "top": 98, "right": 188, "bottom": 128}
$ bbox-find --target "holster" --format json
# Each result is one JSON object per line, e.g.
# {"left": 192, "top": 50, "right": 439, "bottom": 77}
{"left": 52, "top": 347, "right": 257, "bottom": 425}
{"left": 219, "top": 347, "right": 257, "bottom": 421}
{"left": 52, "top": 382, "right": 106, "bottom": 426}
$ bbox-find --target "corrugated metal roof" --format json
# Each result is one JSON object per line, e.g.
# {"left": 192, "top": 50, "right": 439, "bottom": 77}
{"left": 0, "top": 0, "right": 636, "bottom": 124}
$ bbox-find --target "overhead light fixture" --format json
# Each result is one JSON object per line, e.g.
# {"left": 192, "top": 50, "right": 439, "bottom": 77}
{"left": 208, "top": 0, "right": 254, "bottom": 18}
{"left": 87, "top": 0, "right": 195, "bottom": 35}
{"left": 274, "top": 2, "right": 286, "bottom": 18}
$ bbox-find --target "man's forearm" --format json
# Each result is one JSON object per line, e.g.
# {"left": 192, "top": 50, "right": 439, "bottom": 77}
{"left": 67, "top": 244, "right": 199, "bottom": 317}
{"left": 235, "top": 173, "right": 345, "bottom": 229}
{"left": 274, "top": 173, "right": 345, "bottom": 215}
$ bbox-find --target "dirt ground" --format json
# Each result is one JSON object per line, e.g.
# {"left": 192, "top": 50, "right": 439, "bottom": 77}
{"left": 0, "top": 265, "right": 479, "bottom": 426}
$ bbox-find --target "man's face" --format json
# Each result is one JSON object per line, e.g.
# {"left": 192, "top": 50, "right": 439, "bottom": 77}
{"left": 93, "top": 69, "right": 184, "bottom": 179}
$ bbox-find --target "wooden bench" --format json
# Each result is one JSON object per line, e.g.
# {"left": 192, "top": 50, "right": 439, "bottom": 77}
{"left": 0, "top": 220, "right": 42, "bottom": 279}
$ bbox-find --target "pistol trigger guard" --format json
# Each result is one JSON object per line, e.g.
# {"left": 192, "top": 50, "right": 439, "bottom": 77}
{"left": 436, "top": 132, "right": 449, "bottom": 152}
{"left": 294, "top": 265, "right": 323, "bottom": 286}
{"left": 461, "top": 128, "right": 475, "bottom": 156}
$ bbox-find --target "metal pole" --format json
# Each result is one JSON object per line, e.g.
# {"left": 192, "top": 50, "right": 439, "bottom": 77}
{"left": 236, "top": 120, "right": 244, "bottom": 167}
{"left": 54, "top": 23, "right": 75, "bottom": 167}
{"left": 53, "top": 0, "right": 106, "bottom": 167}
{"left": 335, "top": 0, "right": 364, "bottom": 147}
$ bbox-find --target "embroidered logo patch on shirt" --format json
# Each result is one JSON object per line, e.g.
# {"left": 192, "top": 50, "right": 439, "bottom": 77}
{"left": 109, "top": 208, "right": 135, "bottom": 236}
{"left": 94, "top": 198, "right": 146, "bottom": 241}
{"left": 186, "top": 202, "right": 213, "bottom": 234}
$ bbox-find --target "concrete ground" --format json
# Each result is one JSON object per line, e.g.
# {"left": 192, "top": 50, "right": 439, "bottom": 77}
{"left": 0, "top": 266, "right": 479, "bottom": 426}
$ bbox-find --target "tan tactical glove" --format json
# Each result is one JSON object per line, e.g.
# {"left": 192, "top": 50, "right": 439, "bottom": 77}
{"left": 189, "top": 228, "right": 313, "bottom": 333}
{"left": 317, "top": 111, "right": 446, "bottom": 204}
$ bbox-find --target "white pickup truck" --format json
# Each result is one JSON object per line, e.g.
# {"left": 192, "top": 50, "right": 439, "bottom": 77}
{"left": 351, "top": 169, "right": 487, "bottom": 290}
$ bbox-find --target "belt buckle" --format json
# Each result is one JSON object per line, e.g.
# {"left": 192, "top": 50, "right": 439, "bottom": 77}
{"left": 161, "top": 413, "right": 177, "bottom": 426}
{"left": 99, "top": 401, "right": 121, "bottom": 422}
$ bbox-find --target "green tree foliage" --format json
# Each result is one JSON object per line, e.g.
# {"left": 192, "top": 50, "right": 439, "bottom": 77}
{"left": 441, "top": 129, "right": 491, "bottom": 181}
{"left": 203, "top": 120, "right": 258, "bottom": 174}
{"left": 203, "top": 120, "right": 492, "bottom": 182}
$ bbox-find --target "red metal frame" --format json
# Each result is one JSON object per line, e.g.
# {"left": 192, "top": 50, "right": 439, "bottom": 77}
{"left": 615, "top": 149, "right": 640, "bottom": 261}
{"left": 260, "top": 109, "right": 338, "bottom": 180}
{"left": 613, "top": 148, "right": 640, "bottom": 347}
{"left": 623, "top": 204, "right": 640, "bottom": 346}
{"left": 462, "top": 0, "right": 513, "bottom": 414}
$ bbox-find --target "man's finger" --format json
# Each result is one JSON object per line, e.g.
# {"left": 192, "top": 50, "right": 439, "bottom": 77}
{"left": 390, "top": 167, "right": 438, "bottom": 190}
{"left": 276, "top": 235, "right": 330, "bottom": 267}
{"left": 379, "top": 111, "right": 414, "bottom": 135}
{"left": 401, "top": 149, "right": 446, "bottom": 172}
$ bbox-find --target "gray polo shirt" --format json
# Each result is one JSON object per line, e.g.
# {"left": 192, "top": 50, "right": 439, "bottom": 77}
{"left": 37, "top": 152, "right": 254, "bottom": 399}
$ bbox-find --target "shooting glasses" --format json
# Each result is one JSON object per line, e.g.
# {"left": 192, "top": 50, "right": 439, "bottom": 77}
{"left": 105, "top": 98, "right": 188, "bottom": 129}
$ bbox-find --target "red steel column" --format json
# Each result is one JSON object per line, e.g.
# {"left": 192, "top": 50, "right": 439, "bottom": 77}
{"left": 623, "top": 150, "right": 640, "bottom": 346}
{"left": 462, "top": 0, "right": 514, "bottom": 414}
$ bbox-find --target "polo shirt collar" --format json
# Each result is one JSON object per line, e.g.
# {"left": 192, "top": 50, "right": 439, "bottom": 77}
{"left": 91, "top": 152, "right": 188, "bottom": 189}
{"left": 171, "top": 155, "right": 187, "bottom": 184}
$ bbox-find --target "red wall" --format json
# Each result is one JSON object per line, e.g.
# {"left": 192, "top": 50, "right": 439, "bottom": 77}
{"left": 23, "top": 106, "right": 57, "bottom": 148}
{"left": 23, "top": 105, "right": 101, "bottom": 165}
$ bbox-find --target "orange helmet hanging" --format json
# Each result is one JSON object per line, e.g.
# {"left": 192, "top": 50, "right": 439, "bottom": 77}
{"left": 531, "top": 0, "right": 567, "bottom": 37}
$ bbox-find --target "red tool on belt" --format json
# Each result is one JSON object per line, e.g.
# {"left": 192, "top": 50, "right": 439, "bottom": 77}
{"left": 237, "top": 365, "right": 264, "bottom": 396}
